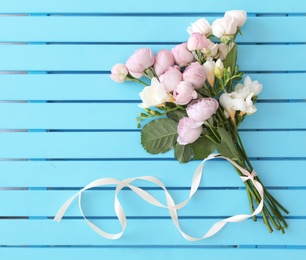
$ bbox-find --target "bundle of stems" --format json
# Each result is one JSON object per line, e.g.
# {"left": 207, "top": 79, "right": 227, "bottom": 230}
{"left": 224, "top": 113, "right": 289, "bottom": 233}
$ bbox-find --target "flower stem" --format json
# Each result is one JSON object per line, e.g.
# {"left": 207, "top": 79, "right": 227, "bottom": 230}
{"left": 232, "top": 166, "right": 273, "bottom": 232}
{"left": 132, "top": 78, "right": 149, "bottom": 86}
{"left": 233, "top": 132, "right": 289, "bottom": 233}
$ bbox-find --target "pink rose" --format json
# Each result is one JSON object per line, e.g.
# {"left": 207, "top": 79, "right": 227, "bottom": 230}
{"left": 177, "top": 117, "right": 202, "bottom": 145}
{"left": 126, "top": 48, "right": 155, "bottom": 78}
{"left": 110, "top": 63, "right": 128, "bottom": 83}
{"left": 171, "top": 43, "right": 195, "bottom": 66}
{"left": 159, "top": 66, "right": 182, "bottom": 92}
{"left": 183, "top": 62, "right": 207, "bottom": 89}
{"left": 153, "top": 49, "right": 175, "bottom": 76}
{"left": 187, "top": 33, "right": 208, "bottom": 51}
{"left": 187, "top": 98, "right": 219, "bottom": 122}
{"left": 173, "top": 81, "right": 197, "bottom": 105}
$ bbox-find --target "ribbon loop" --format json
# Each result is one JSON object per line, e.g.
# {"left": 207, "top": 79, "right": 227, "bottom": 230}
{"left": 54, "top": 154, "right": 264, "bottom": 241}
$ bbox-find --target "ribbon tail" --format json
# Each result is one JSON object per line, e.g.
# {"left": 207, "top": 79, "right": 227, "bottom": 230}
{"left": 54, "top": 154, "right": 265, "bottom": 242}
{"left": 54, "top": 192, "right": 80, "bottom": 222}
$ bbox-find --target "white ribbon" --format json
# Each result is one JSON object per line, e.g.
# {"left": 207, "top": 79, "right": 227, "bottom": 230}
{"left": 54, "top": 153, "right": 264, "bottom": 241}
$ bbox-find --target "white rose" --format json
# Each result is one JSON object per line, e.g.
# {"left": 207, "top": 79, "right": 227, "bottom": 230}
{"left": 187, "top": 18, "right": 211, "bottom": 36}
{"left": 225, "top": 10, "right": 247, "bottom": 27}
{"left": 139, "top": 78, "right": 173, "bottom": 108}
{"left": 211, "top": 16, "right": 238, "bottom": 38}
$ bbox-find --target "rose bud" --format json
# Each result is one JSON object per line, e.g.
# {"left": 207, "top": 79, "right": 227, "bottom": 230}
{"left": 177, "top": 117, "right": 203, "bottom": 145}
{"left": 187, "top": 98, "right": 219, "bottom": 122}
{"left": 214, "top": 59, "right": 224, "bottom": 79}
{"left": 153, "top": 49, "right": 175, "bottom": 76}
{"left": 126, "top": 48, "right": 155, "bottom": 78}
{"left": 171, "top": 43, "right": 195, "bottom": 66}
{"left": 183, "top": 62, "right": 207, "bottom": 89}
{"left": 110, "top": 63, "right": 129, "bottom": 83}
{"left": 173, "top": 81, "right": 198, "bottom": 105}
{"left": 159, "top": 66, "right": 182, "bottom": 92}
{"left": 203, "top": 59, "right": 216, "bottom": 87}
{"left": 187, "top": 32, "right": 208, "bottom": 51}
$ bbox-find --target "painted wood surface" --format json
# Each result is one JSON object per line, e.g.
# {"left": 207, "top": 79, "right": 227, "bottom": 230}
{"left": 0, "top": 1, "right": 305, "bottom": 259}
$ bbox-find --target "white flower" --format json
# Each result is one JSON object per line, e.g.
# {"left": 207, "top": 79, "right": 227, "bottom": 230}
{"left": 225, "top": 10, "right": 247, "bottom": 27}
{"left": 219, "top": 93, "right": 241, "bottom": 118}
{"left": 211, "top": 16, "right": 238, "bottom": 38}
{"left": 202, "top": 39, "right": 219, "bottom": 59}
{"left": 187, "top": 18, "right": 211, "bottom": 36}
{"left": 220, "top": 92, "right": 252, "bottom": 118}
{"left": 203, "top": 58, "right": 215, "bottom": 87}
{"left": 220, "top": 76, "right": 263, "bottom": 118}
{"left": 244, "top": 93, "right": 257, "bottom": 114}
{"left": 139, "top": 78, "right": 173, "bottom": 108}
{"left": 234, "top": 76, "right": 263, "bottom": 97}
{"left": 232, "top": 76, "right": 263, "bottom": 104}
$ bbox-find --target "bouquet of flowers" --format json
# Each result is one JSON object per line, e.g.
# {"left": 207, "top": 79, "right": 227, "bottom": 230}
{"left": 110, "top": 10, "right": 289, "bottom": 233}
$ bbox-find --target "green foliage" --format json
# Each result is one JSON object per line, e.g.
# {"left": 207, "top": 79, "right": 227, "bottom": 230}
{"left": 223, "top": 43, "right": 237, "bottom": 73}
{"left": 174, "top": 143, "right": 193, "bottom": 163}
{"left": 189, "top": 135, "right": 217, "bottom": 160}
{"left": 141, "top": 118, "right": 178, "bottom": 154}
{"left": 166, "top": 110, "right": 187, "bottom": 122}
{"left": 216, "top": 127, "right": 242, "bottom": 161}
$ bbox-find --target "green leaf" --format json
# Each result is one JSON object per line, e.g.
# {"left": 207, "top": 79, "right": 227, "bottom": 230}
{"left": 217, "top": 127, "right": 241, "bottom": 160}
{"left": 166, "top": 110, "right": 187, "bottom": 122}
{"left": 174, "top": 143, "right": 193, "bottom": 163}
{"left": 141, "top": 118, "right": 178, "bottom": 154}
{"left": 189, "top": 136, "right": 217, "bottom": 160}
{"left": 223, "top": 43, "right": 237, "bottom": 73}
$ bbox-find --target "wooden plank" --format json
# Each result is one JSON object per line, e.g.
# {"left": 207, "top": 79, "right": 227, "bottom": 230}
{"left": 0, "top": 132, "right": 304, "bottom": 159}
{"left": 0, "top": 103, "right": 303, "bottom": 130}
{"left": 0, "top": 2, "right": 304, "bottom": 257}
{"left": 0, "top": 45, "right": 305, "bottom": 71}
{"left": 0, "top": 0, "right": 305, "bottom": 14}
{"left": 0, "top": 160, "right": 303, "bottom": 188}
{"left": 0, "top": 219, "right": 303, "bottom": 245}
{"left": 0, "top": 73, "right": 305, "bottom": 101}
{"left": 0, "top": 189, "right": 297, "bottom": 217}
{"left": 0, "top": 16, "right": 304, "bottom": 43}
{"left": 1, "top": 248, "right": 306, "bottom": 260}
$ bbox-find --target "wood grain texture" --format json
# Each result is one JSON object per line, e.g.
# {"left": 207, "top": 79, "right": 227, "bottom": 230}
{"left": 1, "top": 1, "right": 305, "bottom": 259}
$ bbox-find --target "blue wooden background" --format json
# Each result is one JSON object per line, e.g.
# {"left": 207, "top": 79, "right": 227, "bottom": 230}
{"left": 0, "top": 0, "right": 305, "bottom": 259}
